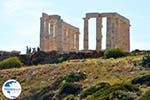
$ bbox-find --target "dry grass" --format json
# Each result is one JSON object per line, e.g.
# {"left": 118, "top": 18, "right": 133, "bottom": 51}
{"left": 0, "top": 55, "right": 149, "bottom": 99}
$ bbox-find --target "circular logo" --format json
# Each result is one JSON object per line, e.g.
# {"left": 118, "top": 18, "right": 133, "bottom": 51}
{"left": 2, "top": 79, "right": 21, "bottom": 99}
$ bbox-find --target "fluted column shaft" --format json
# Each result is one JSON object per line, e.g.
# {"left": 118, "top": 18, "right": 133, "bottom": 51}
{"left": 83, "top": 18, "right": 89, "bottom": 50}
{"left": 96, "top": 17, "right": 102, "bottom": 51}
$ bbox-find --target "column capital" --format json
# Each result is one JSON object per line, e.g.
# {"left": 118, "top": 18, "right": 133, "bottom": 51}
{"left": 83, "top": 17, "right": 89, "bottom": 21}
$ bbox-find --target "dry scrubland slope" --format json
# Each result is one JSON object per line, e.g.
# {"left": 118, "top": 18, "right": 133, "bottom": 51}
{"left": 0, "top": 55, "right": 149, "bottom": 99}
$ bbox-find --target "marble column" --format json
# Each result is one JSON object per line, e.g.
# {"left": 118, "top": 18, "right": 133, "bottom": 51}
{"left": 113, "top": 17, "right": 118, "bottom": 48}
{"left": 55, "top": 19, "right": 63, "bottom": 52}
{"left": 43, "top": 19, "right": 49, "bottom": 51}
{"left": 122, "top": 22, "right": 130, "bottom": 52}
{"left": 40, "top": 18, "right": 44, "bottom": 36}
{"left": 69, "top": 30, "right": 73, "bottom": 50}
{"left": 120, "top": 20, "right": 125, "bottom": 50}
{"left": 65, "top": 29, "right": 69, "bottom": 51}
{"left": 76, "top": 33, "right": 79, "bottom": 50}
{"left": 53, "top": 22, "right": 57, "bottom": 50}
{"left": 45, "top": 20, "right": 49, "bottom": 35}
{"left": 73, "top": 34, "right": 76, "bottom": 49}
{"left": 111, "top": 17, "right": 116, "bottom": 48}
{"left": 83, "top": 18, "right": 89, "bottom": 50}
{"left": 127, "top": 22, "right": 130, "bottom": 52}
{"left": 106, "top": 17, "right": 112, "bottom": 49}
{"left": 49, "top": 23, "right": 52, "bottom": 50}
{"left": 40, "top": 18, "right": 44, "bottom": 51}
{"left": 72, "top": 32, "right": 74, "bottom": 50}
{"left": 96, "top": 16, "right": 102, "bottom": 51}
{"left": 62, "top": 29, "right": 65, "bottom": 51}
{"left": 50, "top": 23, "right": 53, "bottom": 35}
{"left": 116, "top": 18, "right": 120, "bottom": 48}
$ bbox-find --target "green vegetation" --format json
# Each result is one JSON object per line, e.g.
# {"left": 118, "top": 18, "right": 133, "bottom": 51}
{"left": 25, "top": 72, "right": 86, "bottom": 99}
{"left": 0, "top": 57, "right": 23, "bottom": 69}
{"left": 104, "top": 48, "right": 125, "bottom": 59}
{"left": 1, "top": 54, "right": 150, "bottom": 100}
{"left": 132, "top": 74, "right": 150, "bottom": 86}
{"left": 0, "top": 51, "right": 8, "bottom": 55}
{"left": 80, "top": 82, "right": 110, "bottom": 98}
{"left": 88, "top": 83, "right": 139, "bottom": 100}
{"left": 110, "top": 90, "right": 135, "bottom": 100}
{"left": 58, "top": 81, "right": 82, "bottom": 97}
{"left": 18, "top": 51, "right": 104, "bottom": 66}
{"left": 31, "top": 56, "right": 45, "bottom": 65}
{"left": 64, "top": 94, "right": 77, "bottom": 100}
{"left": 140, "top": 55, "right": 150, "bottom": 68}
{"left": 140, "top": 89, "right": 150, "bottom": 100}
{"left": 63, "top": 72, "right": 86, "bottom": 82}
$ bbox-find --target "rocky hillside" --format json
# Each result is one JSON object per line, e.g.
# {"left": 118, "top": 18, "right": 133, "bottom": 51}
{"left": 1, "top": 55, "right": 150, "bottom": 100}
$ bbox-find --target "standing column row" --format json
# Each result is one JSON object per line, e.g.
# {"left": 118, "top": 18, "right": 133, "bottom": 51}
{"left": 106, "top": 16, "right": 130, "bottom": 52}
{"left": 63, "top": 29, "right": 79, "bottom": 51}
{"left": 83, "top": 17, "right": 103, "bottom": 51}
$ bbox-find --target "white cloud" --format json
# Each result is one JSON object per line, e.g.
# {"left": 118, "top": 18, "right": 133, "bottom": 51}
{"left": 2, "top": 0, "right": 26, "bottom": 14}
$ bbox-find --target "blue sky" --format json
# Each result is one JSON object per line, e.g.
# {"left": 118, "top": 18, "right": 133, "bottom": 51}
{"left": 0, "top": 0, "right": 150, "bottom": 53}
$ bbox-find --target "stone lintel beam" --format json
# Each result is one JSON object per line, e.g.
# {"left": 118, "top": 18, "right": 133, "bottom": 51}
{"left": 62, "top": 21, "right": 79, "bottom": 33}
{"left": 49, "top": 15, "right": 61, "bottom": 20}
{"left": 100, "top": 13, "right": 130, "bottom": 24}
{"left": 86, "top": 13, "right": 99, "bottom": 18}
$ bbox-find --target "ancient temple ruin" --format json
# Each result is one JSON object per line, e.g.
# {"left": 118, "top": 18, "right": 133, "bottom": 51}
{"left": 40, "top": 13, "right": 80, "bottom": 52}
{"left": 40, "top": 12, "right": 130, "bottom": 52}
{"left": 83, "top": 12, "right": 130, "bottom": 52}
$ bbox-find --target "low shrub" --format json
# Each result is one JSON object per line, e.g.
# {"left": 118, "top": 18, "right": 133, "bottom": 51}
{"left": 110, "top": 90, "right": 134, "bottom": 100}
{"left": 0, "top": 51, "right": 8, "bottom": 55}
{"left": 19, "top": 55, "right": 32, "bottom": 66}
{"left": 28, "top": 87, "right": 54, "bottom": 100}
{"left": 25, "top": 72, "right": 85, "bottom": 99}
{"left": 88, "top": 83, "right": 139, "bottom": 100}
{"left": 140, "top": 55, "right": 150, "bottom": 68}
{"left": 104, "top": 48, "right": 125, "bottom": 59}
{"left": 132, "top": 74, "right": 150, "bottom": 86}
{"left": 140, "top": 89, "right": 150, "bottom": 100}
{"left": 64, "top": 94, "right": 77, "bottom": 100}
{"left": 80, "top": 82, "right": 110, "bottom": 98}
{"left": 31, "top": 57, "right": 45, "bottom": 65}
{"left": 50, "top": 72, "right": 86, "bottom": 90}
{"left": 64, "top": 72, "right": 86, "bottom": 82}
{"left": 58, "top": 57, "right": 65, "bottom": 63}
{"left": 0, "top": 57, "right": 23, "bottom": 69}
{"left": 131, "top": 49, "right": 142, "bottom": 56}
{"left": 50, "top": 76, "right": 64, "bottom": 90}
{"left": 59, "top": 81, "right": 82, "bottom": 97}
